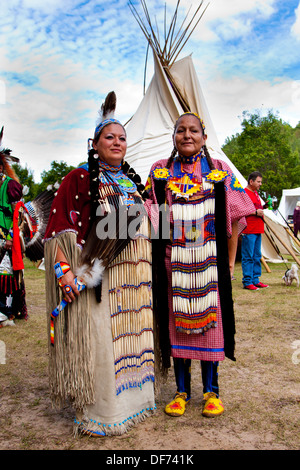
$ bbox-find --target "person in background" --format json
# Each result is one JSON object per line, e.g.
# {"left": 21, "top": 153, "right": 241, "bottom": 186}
{"left": 293, "top": 201, "right": 300, "bottom": 237}
{"left": 0, "top": 127, "right": 27, "bottom": 321}
{"left": 241, "top": 171, "right": 269, "bottom": 291}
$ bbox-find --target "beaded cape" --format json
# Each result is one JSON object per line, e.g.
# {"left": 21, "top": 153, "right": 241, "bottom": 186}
{"left": 150, "top": 154, "right": 229, "bottom": 335}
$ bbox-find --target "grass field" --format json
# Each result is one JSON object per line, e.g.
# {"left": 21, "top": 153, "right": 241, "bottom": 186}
{"left": 0, "top": 256, "right": 299, "bottom": 450}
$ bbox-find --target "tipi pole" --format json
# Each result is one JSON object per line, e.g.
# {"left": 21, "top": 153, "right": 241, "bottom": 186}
{"left": 129, "top": 0, "right": 208, "bottom": 111}
{"left": 264, "top": 224, "right": 286, "bottom": 261}
{"left": 261, "top": 256, "right": 271, "bottom": 273}
{"left": 264, "top": 219, "right": 300, "bottom": 267}
{"left": 277, "top": 208, "right": 300, "bottom": 244}
{"left": 284, "top": 226, "right": 300, "bottom": 249}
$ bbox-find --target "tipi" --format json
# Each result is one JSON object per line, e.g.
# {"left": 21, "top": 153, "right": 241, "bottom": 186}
{"left": 125, "top": 0, "right": 300, "bottom": 266}
{"left": 125, "top": 0, "right": 246, "bottom": 186}
{"left": 278, "top": 187, "right": 300, "bottom": 222}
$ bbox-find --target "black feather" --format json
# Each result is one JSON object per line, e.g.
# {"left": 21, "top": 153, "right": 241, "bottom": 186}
{"left": 101, "top": 91, "right": 116, "bottom": 121}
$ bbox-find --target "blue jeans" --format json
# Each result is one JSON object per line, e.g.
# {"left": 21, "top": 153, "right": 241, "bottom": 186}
{"left": 174, "top": 358, "right": 219, "bottom": 399}
{"left": 241, "top": 233, "right": 262, "bottom": 286}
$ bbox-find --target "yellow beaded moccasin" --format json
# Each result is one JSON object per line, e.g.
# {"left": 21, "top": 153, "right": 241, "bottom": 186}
{"left": 202, "top": 392, "right": 224, "bottom": 418}
{"left": 164, "top": 392, "right": 190, "bottom": 417}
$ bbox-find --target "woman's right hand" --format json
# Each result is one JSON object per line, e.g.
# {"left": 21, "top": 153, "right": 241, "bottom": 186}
{"left": 59, "top": 270, "right": 80, "bottom": 303}
{"left": 256, "top": 208, "right": 264, "bottom": 218}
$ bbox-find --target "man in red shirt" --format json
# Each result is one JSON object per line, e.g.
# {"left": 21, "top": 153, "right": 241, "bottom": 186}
{"left": 241, "top": 171, "right": 269, "bottom": 290}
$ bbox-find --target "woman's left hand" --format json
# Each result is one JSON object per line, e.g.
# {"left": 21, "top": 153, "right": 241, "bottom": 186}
{"left": 59, "top": 270, "right": 80, "bottom": 303}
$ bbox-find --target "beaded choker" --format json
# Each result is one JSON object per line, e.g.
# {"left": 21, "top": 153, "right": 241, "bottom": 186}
{"left": 98, "top": 159, "right": 122, "bottom": 173}
{"left": 98, "top": 159, "right": 137, "bottom": 206}
{"left": 177, "top": 151, "right": 203, "bottom": 164}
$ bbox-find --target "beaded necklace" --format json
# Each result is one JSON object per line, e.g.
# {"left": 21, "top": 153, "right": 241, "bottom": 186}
{"left": 167, "top": 151, "right": 202, "bottom": 200}
{"left": 98, "top": 159, "right": 138, "bottom": 207}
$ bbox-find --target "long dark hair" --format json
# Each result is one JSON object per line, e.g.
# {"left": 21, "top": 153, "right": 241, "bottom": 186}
{"left": 88, "top": 138, "right": 148, "bottom": 223}
{"left": 88, "top": 148, "right": 101, "bottom": 222}
{"left": 166, "top": 113, "right": 215, "bottom": 171}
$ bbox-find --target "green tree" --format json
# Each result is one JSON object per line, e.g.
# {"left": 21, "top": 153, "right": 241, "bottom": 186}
{"left": 12, "top": 163, "right": 39, "bottom": 202}
{"left": 37, "top": 160, "right": 75, "bottom": 193}
{"left": 222, "top": 110, "right": 300, "bottom": 204}
{"left": 291, "top": 121, "right": 300, "bottom": 154}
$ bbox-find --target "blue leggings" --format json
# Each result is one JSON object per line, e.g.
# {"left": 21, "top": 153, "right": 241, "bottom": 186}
{"left": 174, "top": 358, "right": 219, "bottom": 400}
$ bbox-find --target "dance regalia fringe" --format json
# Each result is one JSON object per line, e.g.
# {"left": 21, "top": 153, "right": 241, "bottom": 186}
{"left": 97, "top": 164, "right": 155, "bottom": 395}
{"left": 0, "top": 270, "right": 18, "bottom": 294}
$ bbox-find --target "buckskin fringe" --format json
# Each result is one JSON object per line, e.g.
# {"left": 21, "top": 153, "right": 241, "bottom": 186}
{"left": 74, "top": 405, "right": 156, "bottom": 437}
{"left": 44, "top": 231, "right": 95, "bottom": 411}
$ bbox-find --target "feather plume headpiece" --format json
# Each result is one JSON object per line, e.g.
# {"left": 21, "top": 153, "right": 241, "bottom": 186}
{"left": 0, "top": 126, "right": 20, "bottom": 182}
{"left": 94, "top": 91, "right": 125, "bottom": 140}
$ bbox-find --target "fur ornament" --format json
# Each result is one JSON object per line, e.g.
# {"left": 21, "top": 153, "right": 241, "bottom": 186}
{"left": 75, "top": 258, "right": 105, "bottom": 288}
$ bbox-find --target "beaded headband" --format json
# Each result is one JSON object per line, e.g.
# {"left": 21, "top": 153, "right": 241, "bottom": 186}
{"left": 94, "top": 118, "right": 125, "bottom": 140}
{"left": 175, "top": 112, "right": 206, "bottom": 135}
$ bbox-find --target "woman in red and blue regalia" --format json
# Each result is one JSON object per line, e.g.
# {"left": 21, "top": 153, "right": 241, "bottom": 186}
{"left": 144, "top": 112, "right": 255, "bottom": 417}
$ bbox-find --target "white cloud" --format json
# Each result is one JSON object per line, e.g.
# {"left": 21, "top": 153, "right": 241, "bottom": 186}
{"left": 2, "top": 0, "right": 75, "bottom": 15}
{"left": 164, "top": 0, "right": 277, "bottom": 41}
{"left": 291, "top": 2, "right": 300, "bottom": 40}
{"left": 1, "top": 47, "right": 144, "bottom": 181}
{"left": 202, "top": 75, "right": 300, "bottom": 145}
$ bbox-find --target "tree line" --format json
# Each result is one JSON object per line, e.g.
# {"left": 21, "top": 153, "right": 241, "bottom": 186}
{"left": 13, "top": 110, "right": 300, "bottom": 207}
{"left": 222, "top": 110, "right": 300, "bottom": 205}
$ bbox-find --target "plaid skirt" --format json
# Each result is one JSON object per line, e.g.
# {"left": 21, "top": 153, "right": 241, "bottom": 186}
{"left": 165, "top": 245, "right": 225, "bottom": 362}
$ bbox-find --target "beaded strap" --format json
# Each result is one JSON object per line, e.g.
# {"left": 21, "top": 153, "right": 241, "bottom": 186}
{"left": 54, "top": 261, "right": 71, "bottom": 280}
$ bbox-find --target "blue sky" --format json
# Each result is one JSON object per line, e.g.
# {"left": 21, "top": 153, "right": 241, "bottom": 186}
{"left": 1, "top": 0, "right": 300, "bottom": 182}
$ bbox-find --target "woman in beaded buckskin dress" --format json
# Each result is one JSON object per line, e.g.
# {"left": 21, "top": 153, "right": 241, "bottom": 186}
{"left": 44, "top": 93, "right": 155, "bottom": 436}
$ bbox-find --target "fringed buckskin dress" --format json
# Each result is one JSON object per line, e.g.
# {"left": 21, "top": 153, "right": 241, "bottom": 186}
{"left": 44, "top": 163, "right": 156, "bottom": 436}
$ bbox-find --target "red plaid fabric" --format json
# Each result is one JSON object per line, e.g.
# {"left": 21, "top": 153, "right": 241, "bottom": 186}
{"left": 165, "top": 245, "right": 225, "bottom": 361}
